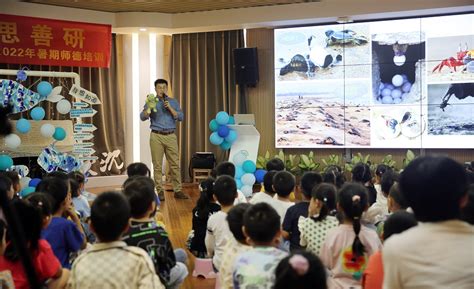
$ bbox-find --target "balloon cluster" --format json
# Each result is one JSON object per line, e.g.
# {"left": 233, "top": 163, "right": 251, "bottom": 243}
{"left": 209, "top": 111, "right": 237, "bottom": 150}
{"left": 19, "top": 176, "right": 41, "bottom": 198}
{"left": 232, "top": 150, "right": 265, "bottom": 198}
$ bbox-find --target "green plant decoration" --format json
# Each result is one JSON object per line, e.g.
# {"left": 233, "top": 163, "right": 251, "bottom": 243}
{"left": 256, "top": 150, "right": 272, "bottom": 169}
{"left": 298, "top": 151, "right": 320, "bottom": 172}
{"left": 402, "top": 149, "right": 416, "bottom": 169}
{"left": 380, "top": 154, "right": 396, "bottom": 169}
{"left": 321, "top": 154, "right": 341, "bottom": 171}
{"left": 345, "top": 152, "right": 372, "bottom": 173}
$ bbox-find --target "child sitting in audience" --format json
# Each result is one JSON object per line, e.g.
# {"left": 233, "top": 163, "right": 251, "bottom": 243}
{"left": 250, "top": 170, "right": 277, "bottom": 205}
{"left": 37, "top": 177, "right": 85, "bottom": 269}
{"left": 68, "top": 171, "right": 96, "bottom": 202}
{"left": 351, "top": 163, "right": 377, "bottom": 206}
{"left": 266, "top": 158, "right": 285, "bottom": 172}
{"left": 362, "top": 211, "right": 418, "bottom": 289}
{"left": 272, "top": 171, "right": 295, "bottom": 223}
{"left": 282, "top": 172, "right": 322, "bottom": 251}
{"left": 320, "top": 183, "right": 382, "bottom": 289}
{"left": 189, "top": 177, "right": 221, "bottom": 258}
{"left": 215, "top": 162, "right": 247, "bottom": 204}
{"left": 0, "top": 171, "right": 20, "bottom": 199}
{"left": 122, "top": 176, "right": 187, "bottom": 289}
{"left": 299, "top": 183, "right": 339, "bottom": 256}
{"left": 274, "top": 251, "right": 328, "bottom": 289}
{"left": 0, "top": 195, "right": 69, "bottom": 289}
{"left": 67, "top": 192, "right": 164, "bottom": 289}
{"left": 322, "top": 165, "right": 346, "bottom": 189}
{"left": 205, "top": 175, "right": 237, "bottom": 270}
{"left": 127, "top": 162, "right": 151, "bottom": 177}
{"left": 375, "top": 182, "right": 410, "bottom": 238}
{"left": 218, "top": 203, "right": 251, "bottom": 289}
{"left": 383, "top": 156, "right": 474, "bottom": 289}
{"left": 364, "top": 170, "right": 398, "bottom": 225}
{"left": 373, "top": 165, "right": 390, "bottom": 195}
{"left": 232, "top": 203, "right": 287, "bottom": 288}
{"left": 69, "top": 178, "right": 91, "bottom": 219}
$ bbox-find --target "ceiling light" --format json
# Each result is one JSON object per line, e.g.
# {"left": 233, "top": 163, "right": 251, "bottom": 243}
{"left": 336, "top": 17, "right": 353, "bottom": 24}
{"left": 139, "top": 28, "right": 147, "bottom": 32}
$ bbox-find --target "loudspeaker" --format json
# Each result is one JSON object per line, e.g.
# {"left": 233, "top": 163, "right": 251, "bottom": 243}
{"left": 188, "top": 152, "right": 216, "bottom": 178}
{"left": 233, "top": 47, "right": 259, "bottom": 86}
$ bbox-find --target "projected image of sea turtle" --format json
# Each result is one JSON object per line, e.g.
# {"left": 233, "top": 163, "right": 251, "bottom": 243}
{"left": 325, "top": 29, "right": 369, "bottom": 46}
{"left": 279, "top": 54, "right": 317, "bottom": 77}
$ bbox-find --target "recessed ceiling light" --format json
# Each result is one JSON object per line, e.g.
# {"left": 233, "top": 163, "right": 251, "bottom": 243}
{"left": 139, "top": 28, "right": 147, "bottom": 32}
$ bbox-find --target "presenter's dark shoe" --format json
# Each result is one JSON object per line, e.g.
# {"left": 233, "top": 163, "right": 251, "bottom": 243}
{"left": 158, "top": 191, "right": 165, "bottom": 201}
{"left": 174, "top": 191, "right": 190, "bottom": 199}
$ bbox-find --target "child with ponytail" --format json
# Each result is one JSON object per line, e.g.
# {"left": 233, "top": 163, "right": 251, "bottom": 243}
{"left": 298, "top": 183, "right": 339, "bottom": 255}
{"left": 320, "top": 183, "right": 381, "bottom": 289}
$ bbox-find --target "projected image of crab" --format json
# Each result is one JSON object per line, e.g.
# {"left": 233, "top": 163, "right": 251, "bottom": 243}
{"left": 372, "top": 31, "right": 425, "bottom": 105}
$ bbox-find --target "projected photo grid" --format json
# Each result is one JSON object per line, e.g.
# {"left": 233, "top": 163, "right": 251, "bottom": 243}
{"left": 274, "top": 14, "right": 473, "bottom": 148}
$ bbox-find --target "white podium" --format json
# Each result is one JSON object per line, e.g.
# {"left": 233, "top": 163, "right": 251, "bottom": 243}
{"left": 228, "top": 125, "right": 260, "bottom": 165}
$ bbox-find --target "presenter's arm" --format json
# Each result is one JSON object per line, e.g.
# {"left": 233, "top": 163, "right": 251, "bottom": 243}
{"left": 166, "top": 99, "right": 184, "bottom": 121}
{"left": 140, "top": 104, "right": 150, "bottom": 121}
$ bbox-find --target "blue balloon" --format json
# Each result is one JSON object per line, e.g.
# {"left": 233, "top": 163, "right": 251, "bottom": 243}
{"left": 53, "top": 127, "right": 66, "bottom": 141}
{"left": 254, "top": 169, "right": 267, "bottom": 183}
{"left": 225, "top": 130, "right": 237, "bottom": 143}
{"left": 209, "top": 119, "right": 219, "bottom": 132}
{"left": 235, "top": 166, "right": 245, "bottom": 179}
{"left": 210, "top": 132, "right": 224, "bottom": 145}
{"left": 228, "top": 116, "right": 235, "bottom": 125}
{"left": 236, "top": 179, "right": 243, "bottom": 190}
{"left": 216, "top": 111, "right": 229, "bottom": 125}
{"left": 217, "top": 125, "right": 230, "bottom": 138}
{"left": 37, "top": 81, "right": 52, "bottom": 97}
{"left": 16, "top": 69, "right": 28, "bottom": 82}
{"left": 20, "top": 186, "right": 36, "bottom": 198}
{"left": 242, "top": 160, "right": 256, "bottom": 173}
{"left": 31, "top": 107, "right": 45, "bottom": 121}
{"left": 16, "top": 118, "right": 31, "bottom": 134}
{"left": 29, "top": 178, "right": 42, "bottom": 188}
{"left": 0, "top": 155, "right": 13, "bottom": 171}
{"left": 220, "top": 141, "right": 232, "bottom": 150}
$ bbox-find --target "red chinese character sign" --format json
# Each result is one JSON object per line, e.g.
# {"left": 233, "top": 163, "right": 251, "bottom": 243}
{"left": 0, "top": 14, "right": 111, "bottom": 68}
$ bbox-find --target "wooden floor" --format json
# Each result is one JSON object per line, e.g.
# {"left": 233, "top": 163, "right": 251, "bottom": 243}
{"left": 90, "top": 183, "right": 215, "bottom": 289}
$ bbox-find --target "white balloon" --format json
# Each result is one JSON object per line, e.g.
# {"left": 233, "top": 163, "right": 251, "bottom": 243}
{"left": 241, "top": 173, "right": 256, "bottom": 186}
{"left": 233, "top": 152, "right": 247, "bottom": 167}
{"left": 241, "top": 185, "right": 253, "bottom": 197}
{"left": 56, "top": 99, "right": 71, "bottom": 114}
{"left": 5, "top": 134, "right": 21, "bottom": 149}
{"left": 40, "top": 124, "right": 56, "bottom": 138}
{"left": 20, "top": 177, "right": 31, "bottom": 189}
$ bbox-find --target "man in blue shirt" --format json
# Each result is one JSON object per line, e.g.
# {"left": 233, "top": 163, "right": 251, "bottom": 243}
{"left": 140, "top": 79, "right": 189, "bottom": 200}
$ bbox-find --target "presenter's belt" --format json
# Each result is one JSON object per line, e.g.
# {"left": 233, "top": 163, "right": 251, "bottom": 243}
{"left": 152, "top": 130, "right": 175, "bottom": 135}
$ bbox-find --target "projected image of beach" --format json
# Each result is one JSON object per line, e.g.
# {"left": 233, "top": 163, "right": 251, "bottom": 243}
{"left": 428, "top": 83, "right": 474, "bottom": 135}
{"left": 275, "top": 80, "right": 371, "bottom": 147}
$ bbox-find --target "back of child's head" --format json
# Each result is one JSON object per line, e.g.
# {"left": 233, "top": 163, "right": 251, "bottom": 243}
{"left": 274, "top": 251, "right": 327, "bottom": 289}
{"left": 4, "top": 199, "right": 43, "bottom": 261}
{"left": 388, "top": 183, "right": 409, "bottom": 211}
{"left": 1, "top": 171, "right": 20, "bottom": 191}
{"left": 380, "top": 170, "right": 399, "bottom": 196}
{"left": 227, "top": 203, "right": 252, "bottom": 243}
{"left": 399, "top": 156, "right": 468, "bottom": 222}
{"left": 383, "top": 211, "right": 418, "bottom": 240}
{"left": 122, "top": 176, "right": 156, "bottom": 218}
{"left": 323, "top": 165, "right": 346, "bottom": 188}
{"left": 195, "top": 177, "right": 216, "bottom": 218}
{"left": 46, "top": 171, "right": 69, "bottom": 180}
{"left": 266, "top": 158, "right": 285, "bottom": 172}
{"left": 69, "top": 178, "right": 81, "bottom": 198}
{"left": 213, "top": 175, "right": 237, "bottom": 206}
{"left": 311, "top": 183, "right": 337, "bottom": 222}
{"left": 126, "top": 162, "right": 151, "bottom": 177}
{"left": 0, "top": 174, "right": 13, "bottom": 199}
{"left": 25, "top": 192, "right": 53, "bottom": 221}
{"left": 36, "top": 176, "right": 69, "bottom": 213}
{"left": 263, "top": 170, "right": 277, "bottom": 194}
{"left": 91, "top": 191, "right": 130, "bottom": 242}
{"left": 375, "top": 164, "right": 390, "bottom": 179}
{"left": 338, "top": 182, "right": 369, "bottom": 260}
{"left": 215, "top": 161, "right": 236, "bottom": 177}
{"left": 461, "top": 185, "right": 474, "bottom": 225}
{"left": 243, "top": 202, "right": 280, "bottom": 244}
{"left": 68, "top": 171, "right": 85, "bottom": 185}
{"left": 351, "top": 163, "right": 372, "bottom": 183}
{"left": 273, "top": 171, "right": 295, "bottom": 197}
{"left": 300, "top": 172, "right": 323, "bottom": 199}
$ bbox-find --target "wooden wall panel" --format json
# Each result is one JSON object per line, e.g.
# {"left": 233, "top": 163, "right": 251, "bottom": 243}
{"left": 246, "top": 28, "right": 473, "bottom": 169}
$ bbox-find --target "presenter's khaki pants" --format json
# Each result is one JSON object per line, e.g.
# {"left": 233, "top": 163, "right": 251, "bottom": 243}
{"left": 150, "top": 132, "right": 182, "bottom": 194}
